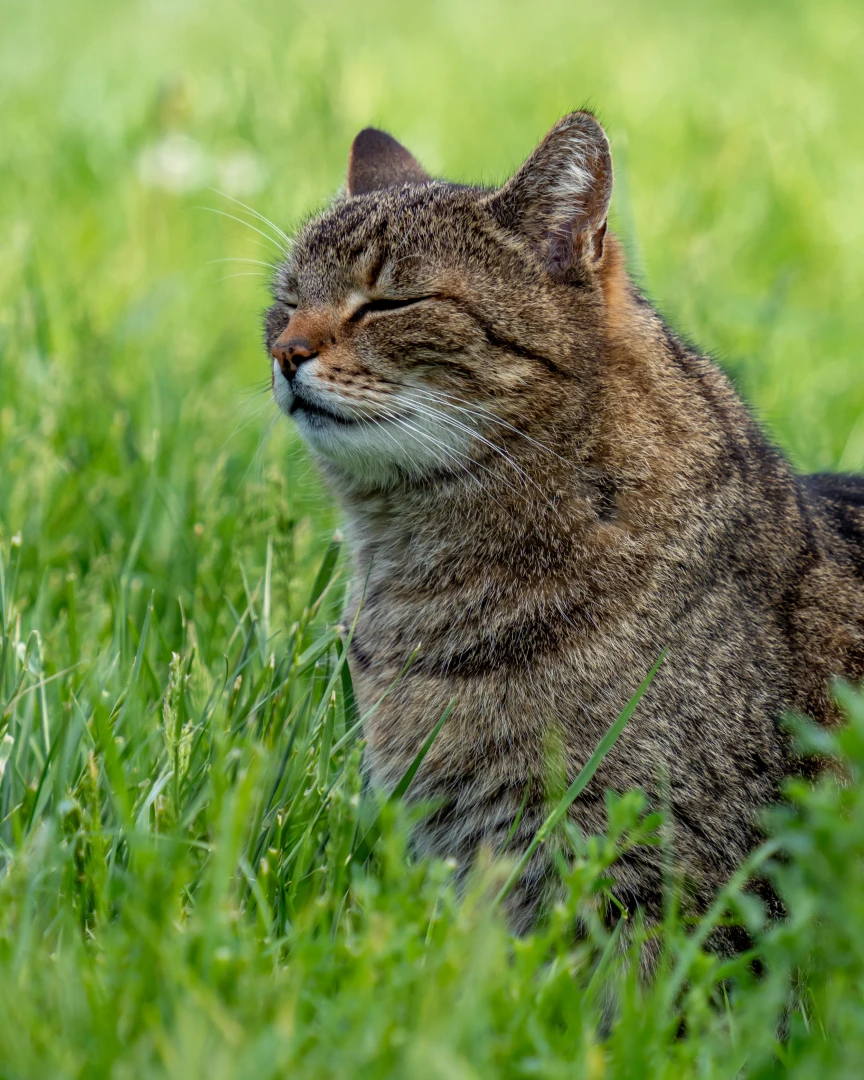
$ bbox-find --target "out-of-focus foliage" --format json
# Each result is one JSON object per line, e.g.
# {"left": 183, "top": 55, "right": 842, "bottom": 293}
{"left": 1, "top": 0, "right": 864, "bottom": 1075}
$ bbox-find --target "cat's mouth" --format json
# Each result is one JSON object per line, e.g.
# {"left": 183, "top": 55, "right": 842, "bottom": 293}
{"left": 283, "top": 381, "right": 475, "bottom": 478}
{"left": 290, "top": 393, "right": 361, "bottom": 427}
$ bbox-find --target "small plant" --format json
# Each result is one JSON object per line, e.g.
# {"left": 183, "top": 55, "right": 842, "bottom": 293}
{"left": 2, "top": 1, "right": 863, "bottom": 1072}
{"left": 3, "top": 530, "right": 864, "bottom": 1077}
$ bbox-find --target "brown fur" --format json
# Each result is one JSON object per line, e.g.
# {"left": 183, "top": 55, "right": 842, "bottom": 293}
{"left": 265, "top": 112, "right": 864, "bottom": 931}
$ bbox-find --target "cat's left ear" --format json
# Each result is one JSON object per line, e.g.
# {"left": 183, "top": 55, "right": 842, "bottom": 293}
{"left": 346, "top": 128, "right": 430, "bottom": 196}
{"left": 485, "top": 111, "right": 613, "bottom": 277}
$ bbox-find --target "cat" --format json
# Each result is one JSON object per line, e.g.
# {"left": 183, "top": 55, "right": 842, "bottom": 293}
{"left": 265, "top": 112, "right": 864, "bottom": 932}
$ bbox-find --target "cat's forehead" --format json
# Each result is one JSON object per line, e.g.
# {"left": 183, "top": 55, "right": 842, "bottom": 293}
{"left": 286, "top": 182, "right": 485, "bottom": 301}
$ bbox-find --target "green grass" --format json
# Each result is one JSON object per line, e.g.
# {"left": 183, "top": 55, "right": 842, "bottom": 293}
{"left": 2, "top": 0, "right": 864, "bottom": 1074}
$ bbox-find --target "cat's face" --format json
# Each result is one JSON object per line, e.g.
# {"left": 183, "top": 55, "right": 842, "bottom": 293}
{"left": 266, "top": 113, "right": 614, "bottom": 490}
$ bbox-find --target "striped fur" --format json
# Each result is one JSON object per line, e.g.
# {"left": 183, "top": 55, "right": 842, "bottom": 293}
{"left": 266, "top": 112, "right": 864, "bottom": 931}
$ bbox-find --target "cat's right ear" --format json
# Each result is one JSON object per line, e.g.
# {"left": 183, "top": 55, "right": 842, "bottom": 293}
{"left": 485, "top": 111, "right": 613, "bottom": 278}
{"left": 347, "top": 128, "right": 430, "bottom": 196}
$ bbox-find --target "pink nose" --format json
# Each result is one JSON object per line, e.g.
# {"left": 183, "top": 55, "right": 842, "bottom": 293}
{"left": 271, "top": 334, "right": 317, "bottom": 377}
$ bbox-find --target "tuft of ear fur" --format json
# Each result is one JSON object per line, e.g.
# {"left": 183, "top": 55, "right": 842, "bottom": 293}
{"left": 346, "top": 128, "right": 430, "bottom": 197}
{"left": 485, "top": 111, "right": 613, "bottom": 277}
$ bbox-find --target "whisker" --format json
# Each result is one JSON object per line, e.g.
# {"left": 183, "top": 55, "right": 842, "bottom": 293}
{"left": 372, "top": 401, "right": 519, "bottom": 517}
{"left": 208, "top": 257, "right": 278, "bottom": 270}
{"left": 390, "top": 399, "right": 527, "bottom": 496}
{"left": 216, "top": 271, "right": 268, "bottom": 283}
{"left": 237, "top": 405, "right": 282, "bottom": 494}
{"left": 238, "top": 376, "right": 275, "bottom": 391}
{"left": 397, "top": 391, "right": 559, "bottom": 514}
{"left": 381, "top": 414, "right": 494, "bottom": 502}
{"left": 195, "top": 206, "right": 288, "bottom": 255}
{"left": 356, "top": 407, "right": 424, "bottom": 479}
{"left": 235, "top": 380, "right": 275, "bottom": 400}
{"left": 209, "top": 188, "right": 293, "bottom": 248}
{"left": 220, "top": 395, "right": 276, "bottom": 452}
{"left": 410, "top": 385, "right": 568, "bottom": 463}
{"left": 401, "top": 388, "right": 568, "bottom": 516}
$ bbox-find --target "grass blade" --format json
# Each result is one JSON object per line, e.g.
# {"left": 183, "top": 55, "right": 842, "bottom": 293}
{"left": 350, "top": 697, "right": 456, "bottom": 864}
{"left": 114, "top": 593, "right": 154, "bottom": 733}
{"left": 490, "top": 649, "right": 666, "bottom": 910}
{"left": 307, "top": 532, "right": 342, "bottom": 612}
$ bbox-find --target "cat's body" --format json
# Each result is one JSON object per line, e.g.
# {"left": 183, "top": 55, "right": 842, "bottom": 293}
{"left": 266, "top": 114, "right": 864, "bottom": 929}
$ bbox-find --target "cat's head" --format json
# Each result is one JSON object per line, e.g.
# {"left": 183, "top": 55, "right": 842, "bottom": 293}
{"left": 266, "top": 111, "right": 618, "bottom": 490}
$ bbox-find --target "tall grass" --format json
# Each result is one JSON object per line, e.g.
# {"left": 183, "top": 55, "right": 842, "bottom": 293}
{"left": 2, "top": 0, "right": 864, "bottom": 1074}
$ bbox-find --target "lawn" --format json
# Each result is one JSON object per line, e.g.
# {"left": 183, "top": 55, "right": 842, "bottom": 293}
{"left": 2, "top": 0, "right": 864, "bottom": 1075}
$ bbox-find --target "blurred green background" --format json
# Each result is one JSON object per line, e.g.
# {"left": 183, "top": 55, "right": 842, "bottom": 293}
{"left": 2, "top": 1, "right": 864, "bottom": 1075}
{"left": 3, "top": 0, "right": 864, "bottom": 586}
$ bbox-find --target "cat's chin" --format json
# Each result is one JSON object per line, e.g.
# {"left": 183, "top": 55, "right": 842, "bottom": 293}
{"left": 291, "top": 405, "right": 474, "bottom": 489}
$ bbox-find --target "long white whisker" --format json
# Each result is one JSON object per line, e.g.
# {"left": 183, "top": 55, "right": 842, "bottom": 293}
{"left": 236, "top": 378, "right": 274, "bottom": 398}
{"left": 372, "top": 401, "right": 519, "bottom": 516}
{"left": 238, "top": 403, "right": 282, "bottom": 494}
{"left": 209, "top": 187, "right": 293, "bottom": 248}
{"left": 385, "top": 400, "right": 533, "bottom": 508}
{"left": 195, "top": 206, "right": 288, "bottom": 255}
{"left": 221, "top": 395, "right": 275, "bottom": 452}
{"left": 208, "top": 257, "right": 278, "bottom": 270}
{"left": 411, "top": 385, "right": 568, "bottom": 463}
{"left": 216, "top": 271, "right": 268, "bottom": 283}
{"left": 373, "top": 401, "right": 469, "bottom": 474}
{"left": 358, "top": 407, "right": 425, "bottom": 480}
{"left": 418, "top": 408, "right": 560, "bottom": 519}
{"left": 397, "top": 391, "right": 559, "bottom": 514}
{"left": 400, "top": 392, "right": 531, "bottom": 474}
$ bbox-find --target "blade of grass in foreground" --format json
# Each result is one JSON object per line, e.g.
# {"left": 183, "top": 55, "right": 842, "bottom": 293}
{"left": 491, "top": 648, "right": 667, "bottom": 910}
{"left": 350, "top": 697, "right": 457, "bottom": 865}
{"left": 307, "top": 531, "right": 342, "bottom": 612}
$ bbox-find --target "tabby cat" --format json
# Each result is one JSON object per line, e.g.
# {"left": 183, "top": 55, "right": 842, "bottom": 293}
{"left": 265, "top": 112, "right": 864, "bottom": 931}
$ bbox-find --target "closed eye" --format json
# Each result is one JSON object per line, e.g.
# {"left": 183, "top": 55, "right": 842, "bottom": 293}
{"left": 349, "top": 295, "right": 436, "bottom": 322}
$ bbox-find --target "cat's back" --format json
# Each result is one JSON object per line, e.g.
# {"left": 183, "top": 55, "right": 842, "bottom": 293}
{"left": 804, "top": 472, "right": 864, "bottom": 577}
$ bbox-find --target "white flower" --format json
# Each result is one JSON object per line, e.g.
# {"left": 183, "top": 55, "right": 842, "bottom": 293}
{"left": 217, "top": 149, "right": 267, "bottom": 197}
{"left": 137, "top": 134, "right": 209, "bottom": 194}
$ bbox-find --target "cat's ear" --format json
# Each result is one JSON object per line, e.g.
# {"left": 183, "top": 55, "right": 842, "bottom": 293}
{"left": 486, "top": 111, "right": 613, "bottom": 276}
{"left": 346, "top": 128, "right": 430, "bottom": 196}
